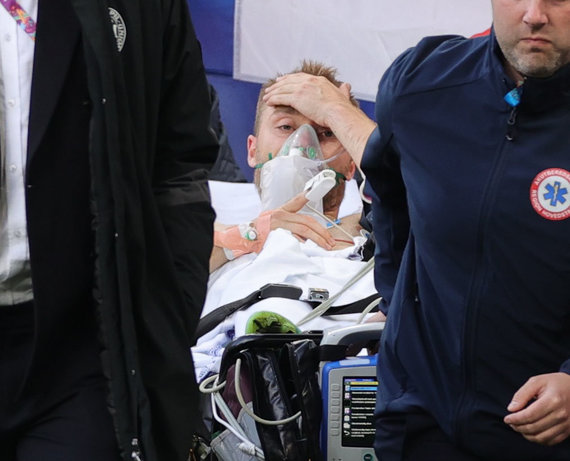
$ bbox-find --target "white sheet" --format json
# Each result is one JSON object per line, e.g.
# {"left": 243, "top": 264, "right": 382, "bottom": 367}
{"left": 193, "top": 228, "right": 376, "bottom": 382}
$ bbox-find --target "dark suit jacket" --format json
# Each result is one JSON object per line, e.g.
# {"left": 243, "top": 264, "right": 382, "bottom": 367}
{"left": 26, "top": 0, "right": 99, "bottom": 389}
{"left": 24, "top": 1, "right": 219, "bottom": 460}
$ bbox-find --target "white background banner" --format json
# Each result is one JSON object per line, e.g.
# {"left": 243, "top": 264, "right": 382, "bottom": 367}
{"left": 234, "top": 0, "right": 492, "bottom": 101}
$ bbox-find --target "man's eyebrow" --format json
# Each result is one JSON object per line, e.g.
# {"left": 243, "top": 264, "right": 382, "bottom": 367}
{"left": 271, "top": 105, "right": 299, "bottom": 116}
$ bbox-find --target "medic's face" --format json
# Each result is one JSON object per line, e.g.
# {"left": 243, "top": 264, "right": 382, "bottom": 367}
{"left": 492, "top": 0, "right": 570, "bottom": 79}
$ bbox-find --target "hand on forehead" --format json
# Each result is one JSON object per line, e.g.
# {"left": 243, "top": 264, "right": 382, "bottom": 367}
{"left": 249, "top": 104, "right": 354, "bottom": 181}
{"left": 261, "top": 105, "right": 343, "bottom": 155}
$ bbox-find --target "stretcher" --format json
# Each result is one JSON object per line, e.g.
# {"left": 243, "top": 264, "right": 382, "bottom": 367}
{"left": 197, "top": 322, "right": 384, "bottom": 461}
{"left": 193, "top": 179, "right": 380, "bottom": 459}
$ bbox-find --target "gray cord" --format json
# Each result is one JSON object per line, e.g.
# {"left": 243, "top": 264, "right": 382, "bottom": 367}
{"left": 356, "top": 296, "right": 382, "bottom": 324}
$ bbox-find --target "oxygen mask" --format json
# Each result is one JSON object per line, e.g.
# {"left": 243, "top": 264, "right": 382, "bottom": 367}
{"left": 258, "top": 124, "right": 328, "bottom": 214}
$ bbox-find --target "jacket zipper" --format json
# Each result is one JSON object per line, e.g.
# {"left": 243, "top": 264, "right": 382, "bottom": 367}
{"left": 506, "top": 106, "right": 518, "bottom": 141}
{"left": 453, "top": 107, "right": 518, "bottom": 440}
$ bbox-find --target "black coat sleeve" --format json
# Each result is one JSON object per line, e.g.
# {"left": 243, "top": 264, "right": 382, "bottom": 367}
{"left": 152, "top": 0, "right": 218, "bottom": 335}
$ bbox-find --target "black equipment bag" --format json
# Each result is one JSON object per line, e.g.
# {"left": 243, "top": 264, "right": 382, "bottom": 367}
{"left": 215, "top": 334, "right": 323, "bottom": 461}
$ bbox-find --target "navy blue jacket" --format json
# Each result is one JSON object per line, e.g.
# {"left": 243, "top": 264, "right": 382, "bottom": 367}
{"left": 362, "top": 30, "right": 570, "bottom": 460}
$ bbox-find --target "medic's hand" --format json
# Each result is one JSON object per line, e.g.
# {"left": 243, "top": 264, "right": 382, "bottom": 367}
{"left": 263, "top": 72, "right": 353, "bottom": 128}
{"left": 258, "top": 192, "right": 336, "bottom": 250}
{"left": 504, "top": 372, "right": 570, "bottom": 446}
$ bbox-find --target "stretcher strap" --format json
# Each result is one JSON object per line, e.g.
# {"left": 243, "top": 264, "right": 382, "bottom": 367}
{"left": 196, "top": 283, "right": 302, "bottom": 339}
{"left": 297, "top": 257, "right": 375, "bottom": 326}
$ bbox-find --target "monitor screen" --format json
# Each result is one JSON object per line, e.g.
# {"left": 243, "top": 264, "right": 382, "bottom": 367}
{"left": 341, "top": 376, "right": 378, "bottom": 447}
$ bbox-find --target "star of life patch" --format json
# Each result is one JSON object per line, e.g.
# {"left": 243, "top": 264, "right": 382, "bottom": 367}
{"left": 108, "top": 7, "right": 126, "bottom": 52}
{"left": 530, "top": 168, "right": 570, "bottom": 221}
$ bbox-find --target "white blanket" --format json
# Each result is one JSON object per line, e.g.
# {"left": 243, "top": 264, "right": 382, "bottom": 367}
{"left": 192, "top": 228, "right": 377, "bottom": 382}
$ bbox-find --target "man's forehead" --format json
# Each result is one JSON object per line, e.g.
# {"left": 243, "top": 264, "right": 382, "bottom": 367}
{"left": 266, "top": 105, "right": 301, "bottom": 119}
{"left": 263, "top": 105, "right": 328, "bottom": 130}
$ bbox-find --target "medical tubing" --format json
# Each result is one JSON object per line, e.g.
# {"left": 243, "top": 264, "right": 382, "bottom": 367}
{"left": 200, "top": 376, "right": 243, "bottom": 437}
{"left": 212, "top": 393, "right": 248, "bottom": 441}
{"left": 297, "top": 257, "right": 375, "bottom": 326}
{"left": 305, "top": 203, "right": 355, "bottom": 242}
{"left": 234, "top": 358, "right": 302, "bottom": 426}
{"left": 205, "top": 376, "right": 266, "bottom": 459}
{"left": 200, "top": 375, "right": 261, "bottom": 454}
{"left": 212, "top": 393, "right": 265, "bottom": 459}
{"left": 356, "top": 296, "right": 382, "bottom": 324}
{"left": 198, "top": 373, "right": 227, "bottom": 394}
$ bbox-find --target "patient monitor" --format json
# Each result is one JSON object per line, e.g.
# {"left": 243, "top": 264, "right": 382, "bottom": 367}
{"left": 319, "top": 323, "right": 384, "bottom": 461}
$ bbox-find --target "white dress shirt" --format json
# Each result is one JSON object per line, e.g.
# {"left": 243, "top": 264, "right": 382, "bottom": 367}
{"left": 0, "top": 0, "right": 37, "bottom": 305}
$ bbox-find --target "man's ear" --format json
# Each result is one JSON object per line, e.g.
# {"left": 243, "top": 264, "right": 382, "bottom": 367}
{"left": 247, "top": 135, "right": 258, "bottom": 168}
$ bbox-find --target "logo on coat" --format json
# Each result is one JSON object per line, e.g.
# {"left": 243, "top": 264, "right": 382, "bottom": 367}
{"left": 530, "top": 168, "right": 570, "bottom": 220}
{"left": 108, "top": 8, "right": 126, "bottom": 52}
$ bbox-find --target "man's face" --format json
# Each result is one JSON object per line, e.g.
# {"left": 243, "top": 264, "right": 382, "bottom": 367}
{"left": 247, "top": 105, "right": 355, "bottom": 190}
{"left": 492, "top": 0, "right": 570, "bottom": 78}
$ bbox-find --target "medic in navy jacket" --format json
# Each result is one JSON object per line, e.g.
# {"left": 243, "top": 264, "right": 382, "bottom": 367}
{"left": 361, "top": 28, "right": 570, "bottom": 460}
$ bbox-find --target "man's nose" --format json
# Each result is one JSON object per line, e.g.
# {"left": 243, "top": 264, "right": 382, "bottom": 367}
{"left": 296, "top": 130, "right": 314, "bottom": 148}
{"left": 523, "top": 0, "right": 549, "bottom": 28}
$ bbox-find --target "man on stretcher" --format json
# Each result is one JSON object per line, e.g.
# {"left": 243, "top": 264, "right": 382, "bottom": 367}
{"left": 209, "top": 60, "right": 365, "bottom": 273}
{"left": 194, "top": 61, "right": 384, "bottom": 382}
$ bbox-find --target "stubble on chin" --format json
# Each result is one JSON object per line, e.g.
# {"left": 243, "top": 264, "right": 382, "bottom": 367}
{"left": 253, "top": 168, "right": 261, "bottom": 193}
{"left": 323, "top": 181, "right": 346, "bottom": 217}
{"left": 502, "top": 41, "right": 564, "bottom": 78}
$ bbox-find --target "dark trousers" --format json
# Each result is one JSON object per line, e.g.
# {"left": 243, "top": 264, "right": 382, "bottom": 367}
{"left": 0, "top": 302, "right": 121, "bottom": 461}
{"left": 375, "top": 411, "right": 482, "bottom": 461}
